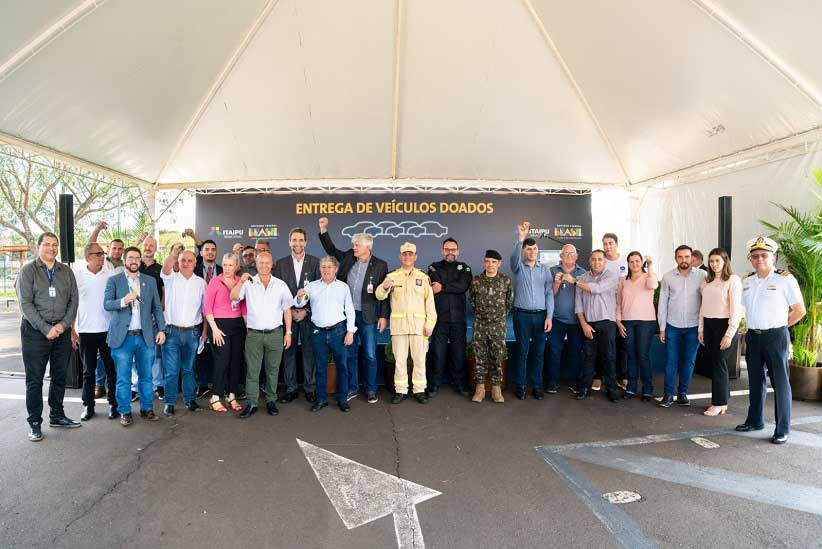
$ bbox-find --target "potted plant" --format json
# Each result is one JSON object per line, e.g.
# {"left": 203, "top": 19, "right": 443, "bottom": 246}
{"left": 761, "top": 168, "right": 822, "bottom": 401}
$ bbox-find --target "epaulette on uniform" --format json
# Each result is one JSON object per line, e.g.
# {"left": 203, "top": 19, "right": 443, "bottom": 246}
{"left": 775, "top": 269, "right": 791, "bottom": 277}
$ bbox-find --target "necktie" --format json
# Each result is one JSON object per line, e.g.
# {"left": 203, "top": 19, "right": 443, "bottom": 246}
{"left": 206, "top": 265, "right": 213, "bottom": 283}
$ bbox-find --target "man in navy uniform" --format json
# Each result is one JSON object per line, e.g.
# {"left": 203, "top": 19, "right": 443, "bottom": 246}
{"left": 735, "top": 236, "right": 805, "bottom": 444}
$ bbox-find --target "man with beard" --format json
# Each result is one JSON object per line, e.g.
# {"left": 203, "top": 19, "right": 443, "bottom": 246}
{"left": 88, "top": 221, "right": 124, "bottom": 272}
{"left": 138, "top": 234, "right": 165, "bottom": 398}
{"left": 427, "top": 238, "right": 472, "bottom": 397}
{"left": 657, "top": 245, "right": 706, "bottom": 408}
{"left": 274, "top": 228, "right": 320, "bottom": 404}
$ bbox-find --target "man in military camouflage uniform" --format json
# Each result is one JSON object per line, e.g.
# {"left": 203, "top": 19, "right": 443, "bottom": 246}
{"left": 469, "top": 249, "right": 514, "bottom": 403}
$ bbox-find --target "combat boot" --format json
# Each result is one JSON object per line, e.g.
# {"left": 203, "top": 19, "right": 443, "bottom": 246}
{"left": 491, "top": 385, "right": 504, "bottom": 403}
{"left": 471, "top": 384, "right": 486, "bottom": 403}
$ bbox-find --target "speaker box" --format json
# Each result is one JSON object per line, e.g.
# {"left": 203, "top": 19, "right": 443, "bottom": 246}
{"left": 58, "top": 194, "right": 75, "bottom": 263}
{"left": 718, "top": 196, "right": 732, "bottom": 258}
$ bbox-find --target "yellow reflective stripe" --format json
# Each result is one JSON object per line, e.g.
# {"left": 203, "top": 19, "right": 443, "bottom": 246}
{"left": 412, "top": 313, "right": 427, "bottom": 318}
{"left": 391, "top": 313, "right": 407, "bottom": 318}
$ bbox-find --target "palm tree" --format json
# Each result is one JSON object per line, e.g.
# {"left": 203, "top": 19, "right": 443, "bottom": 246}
{"left": 761, "top": 169, "right": 822, "bottom": 367}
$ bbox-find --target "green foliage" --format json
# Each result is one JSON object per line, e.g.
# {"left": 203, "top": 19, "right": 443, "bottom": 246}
{"left": 761, "top": 169, "right": 822, "bottom": 367}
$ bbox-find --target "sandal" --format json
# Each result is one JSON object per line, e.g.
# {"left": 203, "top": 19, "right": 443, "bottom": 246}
{"left": 228, "top": 398, "right": 243, "bottom": 412}
{"left": 209, "top": 399, "right": 228, "bottom": 413}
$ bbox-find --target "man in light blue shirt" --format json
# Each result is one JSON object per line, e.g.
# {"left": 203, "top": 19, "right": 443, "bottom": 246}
{"left": 510, "top": 221, "right": 554, "bottom": 400}
{"left": 547, "top": 244, "right": 587, "bottom": 393}
{"left": 657, "top": 245, "right": 707, "bottom": 408}
{"left": 296, "top": 256, "right": 357, "bottom": 413}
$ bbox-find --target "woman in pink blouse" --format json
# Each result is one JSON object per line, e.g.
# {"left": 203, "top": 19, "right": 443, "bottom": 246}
{"left": 698, "top": 247, "right": 742, "bottom": 417}
{"left": 616, "top": 252, "right": 659, "bottom": 400}
{"left": 204, "top": 253, "right": 247, "bottom": 413}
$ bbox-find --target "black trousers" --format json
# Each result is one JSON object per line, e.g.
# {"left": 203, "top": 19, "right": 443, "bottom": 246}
{"left": 702, "top": 317, "right": 737, "bottom": 406}
{"left": 429, "top": 321, "right": 467, "bottom": 389}
{"left": 281, "top": 316, "right": 315, "bottom": 393}
{"left": 79, "top": 331, "right": 117, "bottom": 407}
{"left": 210, "top": 317, "right": 246, "bottom": 396}
{"left": 615, "top": 331, "right": 628, "bottom": 380}
{"left": 745, "top": 327, "right": 792, "bottom": 436}
{"left": 578, "top": 320, "right": 618, "bottom": 393}
{"left": 21, "top": 319, "right": 72, "bottom": 424}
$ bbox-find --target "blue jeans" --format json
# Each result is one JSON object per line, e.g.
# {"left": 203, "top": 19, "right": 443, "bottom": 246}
{"left": 623, "top": 320, "right": 656, "bottom": 395}
{"left": 512, "top": 310, "right": 547, "bottom": 387}
{"left": 663, "top": 324, "right": 699, "bottom": 396}
{"left": 112, "top": 334, "right": 155, "bottom": 414}
{"left": 546, "top": 320, "right": 583, "bottom": 386}
{"left": 312, "top": 323, "right": 349, "bottom": 404}
{"left": 347, "top": 311, "right": 378, "bottom": 393}
{"left": 95, "top": 355, "right": 106, "bottom": 385}
{"left": 162, "top": 327, "right": 200, "bottom": 404}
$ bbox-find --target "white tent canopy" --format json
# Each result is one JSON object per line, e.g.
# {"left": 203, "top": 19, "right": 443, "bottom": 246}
{"left": 1, "top": 0, "right": 822, "bottom": 194}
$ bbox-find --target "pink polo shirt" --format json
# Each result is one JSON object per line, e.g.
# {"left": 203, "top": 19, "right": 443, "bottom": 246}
{"left": 616, "top": 272, "right": 659, "bottom": 322}
{"left": 204, "top": 275, "right": 247, "bottom": 318}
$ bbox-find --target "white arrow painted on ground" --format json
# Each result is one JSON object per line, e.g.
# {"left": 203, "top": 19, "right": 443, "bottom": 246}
{"left": 297, "top": 439, "right": 441, "bottom": 549}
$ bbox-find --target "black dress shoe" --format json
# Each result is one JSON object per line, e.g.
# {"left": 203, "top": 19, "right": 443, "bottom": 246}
{"left": 278, "top": 391, "right": 298, "bottom": 403}
{"left": 735, "top": 424, "right": 764, "bottom": 432}
{"left": 546, "top": 384, "right": 559, "bottom": 394}
{"left": 28, "top": 422, "right": 43, "bottom": 442}
{"left": 155, "top": 386, "right": 164, "bottom": 399}
{"left": 607, "top": 391, "right": 620, "bottom": 402}
{"left": 391, "top": 393, "right": 406, "bottom": 404}
{"left": 186, "top": 400, "right": 201, "bottom": 412}
{"left": 196, "top": 386, "right": 211, "bottom": 399}
{"left": 108, "top": 406, "right": 120, "bottom": 420}
{"left": 266, "top": 401, "right": 279, "bottom": 416}
{"left": 120, "top": 413, "right": 133, "bottom": 427}
{"left": 338, "top": 401, "right": 351, "bottom": 412}
{"left": 49, "top": 416, "right": 81, "bottom": 428}
{"left": 533, "top": 388, "right": 545, "bottom": 400}
{"left": 676, "top": 394, "right": 690, "bottom": 406}
{"left": 622, "top": 392, "right": 636, "bottom": 400}
{"left": 514, "top": 386, "right": 526, "bottom": 400}
{"left": 414, "top": 392, "right": 429, "bottom": 404}
{"left": 140, "top": 410, "right": 159, "bottom": 421}
{"left": 658, "top": 395, "right": 675, "bottom": 408}
{"left": 311, "top": 401, "right": 328, "bottom": 412}
{"left": 575, "top": 389, "right": 590, "bottom": 400}
{"left": 771, "top": 434, "right": 789, "bottom": 444}
{"left": 80, "top": 406, "right": 95, "bottom": 421}
{"left": 427, "top": 386, "right": 439, "bottom": 398}
{"left": 239, "top": 404, "right": 258, "bottom": 418}
{"left": 163, "top": 404, "right": 175, "bottom": 416}
{"left": 640, "top": 394, "right": 653, "bottom": 402}
{"left": 453, "top": 385, "right": 470, "bottom": 397}
{"left": 305, "top": 391, "right": 317, "bottom": 404}
{"left": 131, "top": 391, "right": 139, "bottom": 402}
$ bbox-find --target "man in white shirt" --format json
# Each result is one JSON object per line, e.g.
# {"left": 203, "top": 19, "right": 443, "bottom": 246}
{"left": 160, "top": 243, "right": 207, "bottom": 416}
{"left": 72, "top": 243, "right": 116, "bottom": 421}
{"left": 295, "top": 256, "right": 356, "bottom": 413}
{"left": 230, "top": 251, "right": 293, "bottom": 418}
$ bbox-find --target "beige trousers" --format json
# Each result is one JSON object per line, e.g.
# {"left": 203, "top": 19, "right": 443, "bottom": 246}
{"left": 392, "top": 334, "right": 428, "bottom": 394}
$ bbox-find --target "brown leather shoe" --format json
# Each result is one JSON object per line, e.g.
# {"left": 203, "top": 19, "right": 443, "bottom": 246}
{"left": 139, "top": 410, "right": 159, "bottom": 421}
{"left": 120, "top": 413, "right": 133, "bottom": 427}
{"left": 471, "top": 384, "right": 486, "bottom": 403}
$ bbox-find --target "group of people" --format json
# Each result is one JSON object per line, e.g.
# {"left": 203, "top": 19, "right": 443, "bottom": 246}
{"left": 16, "top": 217, "right": 805, "bottom": 445}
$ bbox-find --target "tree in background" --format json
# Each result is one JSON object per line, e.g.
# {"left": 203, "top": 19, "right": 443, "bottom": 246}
{"left": 0, "top": 143, "right": 148, "bottom": 253}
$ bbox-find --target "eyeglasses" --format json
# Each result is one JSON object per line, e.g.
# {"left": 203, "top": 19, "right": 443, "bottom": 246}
{"left": 442, "top": 248, "right": 458, "bottom": 252}
{"left": 243, "top": 253, "right": 255, "bottom": 258}
{"left": 561, "top": 252, "right": 578, "bottom": 257}
{"left": 749, "top": 253, "right": 770, "bottom": 260}
{"left": 87, "top": 252, "right": 105, "bottom": 257}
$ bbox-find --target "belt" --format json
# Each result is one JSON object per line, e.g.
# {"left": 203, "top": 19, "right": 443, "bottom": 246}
{"left": 168, "top": 324, "right": 201, "bottom": 331}
{"left": 314, "top": 320, "right": 346, "bottom": 332}
{"left": 749, "top": 327, "right": 785, "bottom": 335}
{"left": 514, "top": 308, "right": 546, "bottom": 314}
{"left": 248, "top": 327, "right": 280, "bottom": 334}
{"left": 127, "top": 330, "right": 143, "bottom": 336}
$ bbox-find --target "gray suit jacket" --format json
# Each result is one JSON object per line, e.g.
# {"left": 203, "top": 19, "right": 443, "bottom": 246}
{"left": 273, "top": 254, "right": 321, "bottom": 299}
{"left": 104, "top": 272, "right": 165, "bottom": 348}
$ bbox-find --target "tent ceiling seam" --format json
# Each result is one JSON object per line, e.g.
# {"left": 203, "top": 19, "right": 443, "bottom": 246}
{"left": 390, "top": 0, "right": 405, "bottom": 179}
{"left": 521, "top": 0, "right": 632, "bottom": 187}
{"left": 0, "top": 0, "right": 106, "bottom": 83}
{"left": 688, "top": 0, "right": 822, "bottom": 110}
{"left": 152, "top": 0, "right": 281, "bottom": 188}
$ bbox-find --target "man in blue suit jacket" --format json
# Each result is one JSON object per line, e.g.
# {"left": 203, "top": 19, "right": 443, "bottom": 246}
{"left": 105, "top": 246, "right": 166, "bottom": 425}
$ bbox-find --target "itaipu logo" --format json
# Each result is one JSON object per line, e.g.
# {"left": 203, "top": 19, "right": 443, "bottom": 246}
{"left": 210, "top": 226, "right": 245, "bottom": 239}
{"left": 341, "top": 220, "right": 448, "bottom": 239}
{"left": 248, "top": 225, "right": 278, "bottom": 238}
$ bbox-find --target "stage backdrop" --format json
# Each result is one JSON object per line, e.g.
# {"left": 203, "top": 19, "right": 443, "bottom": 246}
{"left": 195, "top": 193, "right": 591, "bottom": 273}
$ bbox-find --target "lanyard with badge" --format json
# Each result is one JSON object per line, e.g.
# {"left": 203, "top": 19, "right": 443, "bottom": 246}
{"left": 44, "top": 264, "right": 56, "bottom": 298}
{"left": 127, "top": 276, "right": 140, "bottom": 309}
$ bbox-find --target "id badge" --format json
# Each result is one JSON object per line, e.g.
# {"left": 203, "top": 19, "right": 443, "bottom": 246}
{"left": 367, "top": 283, "right": 374, "bottom": 294}
{"left": 231, "top": 300, "right": 239, "bottom": 311}
{"left": 48, "top": 286, "right": 56, "bottom": 298}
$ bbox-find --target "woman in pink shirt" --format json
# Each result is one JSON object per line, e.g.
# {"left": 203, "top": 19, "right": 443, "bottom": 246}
{"left": 204, "top": 253, "right": 247, "bottom": 413}
{"left": 698, "top": 248, "right": 742, "bottom": 417}
{"left": 616, "top": 252, "right": 659, "bottom": 400}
